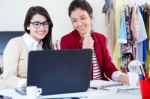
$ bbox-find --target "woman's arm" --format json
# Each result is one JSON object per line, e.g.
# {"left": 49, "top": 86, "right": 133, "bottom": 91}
{"left": 0, "top": 39, "right": 21, "bottom": 89}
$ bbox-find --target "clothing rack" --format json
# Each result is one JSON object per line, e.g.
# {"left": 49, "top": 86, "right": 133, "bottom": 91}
{"left": 103, "top": 0, "right": 150, "bottom": 72}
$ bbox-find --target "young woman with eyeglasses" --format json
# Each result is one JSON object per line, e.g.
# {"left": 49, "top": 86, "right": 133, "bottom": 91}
{"left": 0, "top": 6, "right": 53, "bottom": 89}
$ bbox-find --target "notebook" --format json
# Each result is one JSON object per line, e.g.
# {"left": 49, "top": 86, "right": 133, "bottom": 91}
{"left": 27, "top": 49, "right": 92, "bottom": 95}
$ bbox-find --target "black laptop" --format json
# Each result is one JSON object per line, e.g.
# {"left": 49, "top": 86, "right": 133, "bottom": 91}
{"left": 27, "top": 49, "right": 92, "bottom": 95}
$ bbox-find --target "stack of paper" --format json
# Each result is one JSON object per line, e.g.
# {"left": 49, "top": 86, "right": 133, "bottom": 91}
{"left": 90, "top": 80, "right": 123, "bottom": 89}
{"left": 90, "top": 80, "right": 140, "bottom": 95}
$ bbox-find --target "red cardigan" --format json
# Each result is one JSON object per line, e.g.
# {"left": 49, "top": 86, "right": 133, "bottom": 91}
{"left": 60, "top": 30, "right": 118, "bottom": 80}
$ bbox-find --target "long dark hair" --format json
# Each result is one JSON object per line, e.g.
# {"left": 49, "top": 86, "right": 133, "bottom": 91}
{"left": 24, "top": 6, "right": 53, "bottom": 49}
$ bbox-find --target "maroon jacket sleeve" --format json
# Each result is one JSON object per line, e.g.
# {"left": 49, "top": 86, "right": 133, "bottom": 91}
{"left": 60, "top": 31, "right": 82, "bottom": 49}
{"left": 94, "top": 33, "right": 118, "bottom": 80}
{"left": 61, "top": 34, "right": 71, "bottom": 49}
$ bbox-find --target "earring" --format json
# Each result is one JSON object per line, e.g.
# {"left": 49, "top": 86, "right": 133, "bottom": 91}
{"left": 27, "top": 27, "right": 30, "bottom": 30}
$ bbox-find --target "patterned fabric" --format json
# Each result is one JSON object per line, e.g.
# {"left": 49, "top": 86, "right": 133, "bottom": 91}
{"left": 120, "top": 6, "right": 135, "bottom": 72}
{"left": 92, "top": 46, "right": 101, "bottom": 80}
{"left": 122, "top": 6, "right": 135, "bottom": 57}
{"left": 118, "top": 9, "right": 127, "bottom": 43}
{"left": 125, "top": 6, "right": 134, "bottom": 45}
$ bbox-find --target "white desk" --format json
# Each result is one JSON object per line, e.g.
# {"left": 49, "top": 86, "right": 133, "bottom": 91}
{"left": 0, "top": 80, "right": 142, "bottom": 99}
{"left": 0, "top": 88, "right": 141, "bottom": 99}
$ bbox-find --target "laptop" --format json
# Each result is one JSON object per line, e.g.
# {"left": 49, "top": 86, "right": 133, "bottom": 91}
{"left": 27, "top": 49, "right": 92, "bottom": 95}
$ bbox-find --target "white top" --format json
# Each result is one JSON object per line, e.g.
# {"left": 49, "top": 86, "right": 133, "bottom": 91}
{"left": 22, "top": 33, "right": 43, "bottom": 51}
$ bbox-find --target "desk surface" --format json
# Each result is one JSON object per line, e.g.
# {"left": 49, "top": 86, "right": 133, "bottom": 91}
{"left": 0, "top": 88, "right": 141, "bottom": 99}
{"left": 0, "top": 80, "right": 142, "bottom": 99}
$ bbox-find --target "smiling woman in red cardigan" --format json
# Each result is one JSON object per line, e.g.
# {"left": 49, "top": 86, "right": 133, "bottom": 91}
{"left": 61, "top": 0, "right": 129, "bottom": 84}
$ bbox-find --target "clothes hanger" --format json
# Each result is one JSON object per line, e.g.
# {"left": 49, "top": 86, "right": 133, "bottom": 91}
{"left": 134, "top": 0, "right": 138, "bottom": 7}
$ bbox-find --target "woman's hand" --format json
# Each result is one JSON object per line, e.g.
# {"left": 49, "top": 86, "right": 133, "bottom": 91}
{"left": 118, "top": 74, "right": 129, "bottom": 85}
{"left": 82, "top": 33, "right": 94, "bottom": 49}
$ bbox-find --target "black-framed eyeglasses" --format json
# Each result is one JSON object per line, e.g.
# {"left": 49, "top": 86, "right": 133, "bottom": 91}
{"left": 30, "top": 21, "right": 50, "bottom": 28}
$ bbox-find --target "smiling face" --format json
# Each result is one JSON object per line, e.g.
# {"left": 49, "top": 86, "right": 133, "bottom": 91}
{"left": 27, "top": 14, "right": 49, "bottom": 42}
{"left": 70, "top": 8, "right": 92, "bottom": 37}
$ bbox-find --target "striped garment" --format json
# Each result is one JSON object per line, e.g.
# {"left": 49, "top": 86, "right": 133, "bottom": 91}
{"left": 92, "top": 46, "right": 101, "bottom": 80}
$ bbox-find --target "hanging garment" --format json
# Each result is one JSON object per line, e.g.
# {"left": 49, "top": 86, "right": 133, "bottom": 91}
{"left": 113, "top": 0, "right": 124, "bottom": 67}
{"left": 131, "top": 6, "right": 139, "bottom": 42}
{"left": 118, "top": 9, "right": 127, "bottom": 43}
{"left": 139, "top": 5, "right": 147, "bottom": 62}
{"left": 144, "top": 4, "right": 150, "bottom": 51}
{"left": 105, "top": 0, "right": 116, "bottom": 57}
{"left": 137, "top": 8, "right": 147, "bottom": 43}
{"left": 102, "top": 0, "right": 113, "bottom": 14}
{"left": 120, "top": 6, "right": 136, "bottom": 72}
{"left": 136, "top": 7, "right": 147, "bottom": 63}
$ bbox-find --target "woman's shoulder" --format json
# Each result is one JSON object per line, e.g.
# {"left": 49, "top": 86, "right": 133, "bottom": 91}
{"left": 61, "top": 31, "right": 77, "bottom": 40}
{"left": 4, "top": 36, "right": 25, "bottom": 54}
{"left": 6, "top": 36, "right": 24, "bottom": 48}
{"left": 93, "top": 32, "right": 106, "bottom": 40}
{"left": 8, "top": 36, "right": 24, "bottom": 44}
{"left": 63, "top": 31, "right": 75, "bottom": 37}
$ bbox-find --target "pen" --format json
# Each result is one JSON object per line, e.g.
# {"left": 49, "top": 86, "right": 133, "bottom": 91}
{"left": 90, "top": 87, "right": 109, "bottom": 91}
{"left": 104, "top": 73, "right": 113, "bottom": 82}
{"left": 42, "top": 96, "right": 88, "bottom": 99}
{"left": 15, "top": 87, "right": 26, "bottom": 95}
{"left": 116, "top": 87, "right": 139, "bottom": 93}
{"left": 139, "top": 65, "right": 145, "bottom": 78}
{"left": 139, "top": 66, "right": 145, "bottom": 80}
{"left": 50, "top": 97, "right": 80, "bottom": 99}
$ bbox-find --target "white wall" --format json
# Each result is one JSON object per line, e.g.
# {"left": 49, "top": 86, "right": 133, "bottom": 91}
{"left": 0, "top": 0, "right": 106, "bottom": 42}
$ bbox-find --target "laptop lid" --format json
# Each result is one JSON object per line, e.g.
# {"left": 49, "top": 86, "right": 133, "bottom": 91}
{"left": 27, "top": 49, "right": 92, "bottom": 95}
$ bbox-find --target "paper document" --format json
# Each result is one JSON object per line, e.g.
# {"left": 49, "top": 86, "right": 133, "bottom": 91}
{"left": 90, "top": 80, "right": 124, "bottom": 89}
{"left": 90, "top": 80, "right": 140, "bottom": 95}
{"left": 115, "top": 86, "right": 140, "bottom": 95}
{"left": 117, "top": 86, "right": 139, "bottom": 91}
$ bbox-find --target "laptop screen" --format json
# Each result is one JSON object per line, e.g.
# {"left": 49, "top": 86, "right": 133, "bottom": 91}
{"left": 27, "top": 49, "right": 92, "bottom": 95}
